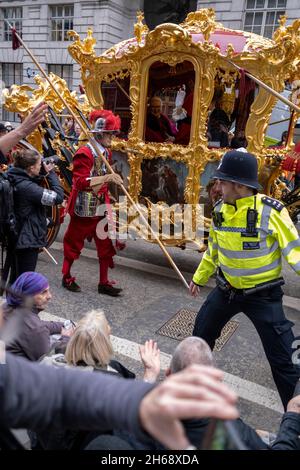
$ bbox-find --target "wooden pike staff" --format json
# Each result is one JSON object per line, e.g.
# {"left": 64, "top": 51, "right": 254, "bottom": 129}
{"left": 7, "top": 22, "right": 189, "bottom": 289}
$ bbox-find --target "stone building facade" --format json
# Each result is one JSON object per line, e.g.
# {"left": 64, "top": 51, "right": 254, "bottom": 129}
{"left": 198, "top": 0, "right": 299, "bottom": 33}
{"left": 0, "top": 0, "right": 142, "bottom": 121}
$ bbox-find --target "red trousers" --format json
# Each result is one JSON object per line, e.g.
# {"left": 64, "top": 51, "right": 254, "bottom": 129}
{"left": 62, "top": 215, "right": 116, "bottom": 283}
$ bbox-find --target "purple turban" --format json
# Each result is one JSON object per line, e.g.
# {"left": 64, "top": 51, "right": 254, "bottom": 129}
{"left": 6, "top": 272, "right": 49, "bottom": 307}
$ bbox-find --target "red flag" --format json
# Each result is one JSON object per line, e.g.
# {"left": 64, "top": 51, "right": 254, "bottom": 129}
{"left": 12, "top": 27, "right": 22, "bottom": 50}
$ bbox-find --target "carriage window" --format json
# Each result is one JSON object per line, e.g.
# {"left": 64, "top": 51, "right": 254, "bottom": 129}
{"left": 144, "top": 61, "right": 195, "bottom": 146}
{"left": 265, "top": 88, "right": 291, "bottom": 148}
{"left": 207, "top": 69, "right": 255, "bottom": 149}
{"left": 101, "top": 75, "right": 131, "bottom": 139}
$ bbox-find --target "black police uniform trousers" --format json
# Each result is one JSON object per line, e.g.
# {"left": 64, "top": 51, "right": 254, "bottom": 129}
{"left": 193, "top": 285, "right": 300, "bottom": 410}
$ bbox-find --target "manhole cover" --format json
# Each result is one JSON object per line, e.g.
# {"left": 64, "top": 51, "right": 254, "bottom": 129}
{"left": 156, "top": 308, "right": 239, "bottom": 352}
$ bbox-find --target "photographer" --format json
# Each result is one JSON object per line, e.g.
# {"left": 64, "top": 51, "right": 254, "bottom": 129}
{"left": 7, "top": 149, "right": 64, "bottom": 281}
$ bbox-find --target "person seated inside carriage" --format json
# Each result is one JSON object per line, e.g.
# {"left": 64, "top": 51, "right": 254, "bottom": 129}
{"left": 207, "top": 102, "right": 230, "bottom": 148}
{"left": 145, "top": 96, "right": 177, "bottom": 143}
{"left": 174, "top": 79, "right": 194, "bottom": 146}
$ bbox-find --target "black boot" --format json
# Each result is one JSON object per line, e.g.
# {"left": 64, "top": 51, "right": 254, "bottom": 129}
{"left": 62, "top": 277, "right": 81, "bottom": 292}
{"left": 98, "top": 284, "right": 122, "bottom": 297}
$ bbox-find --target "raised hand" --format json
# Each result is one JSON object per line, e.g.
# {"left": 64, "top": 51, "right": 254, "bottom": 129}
{"left": 140, "top": 339, "right": 161, "bottom": 383}
{"left": 20, "top": 102, "right": 48, "bottom": 137}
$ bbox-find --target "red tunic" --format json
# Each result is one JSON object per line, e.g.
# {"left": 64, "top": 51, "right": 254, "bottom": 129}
{"left": 63, "top": 145, "right": 116, "bottom": 267}
{"left": 67, "top": 145, "right": 111, "bottom": 217}
{"left": 281, "top": 143, "right": 300, "bottom": 175}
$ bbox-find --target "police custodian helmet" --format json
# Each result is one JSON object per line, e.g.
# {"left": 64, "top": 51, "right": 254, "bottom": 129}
{"left": 213, "top": 150, "right": 262, "bottom": 191}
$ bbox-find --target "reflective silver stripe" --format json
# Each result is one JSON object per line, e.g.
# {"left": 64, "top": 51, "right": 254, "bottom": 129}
{"left": 260, "top": 203, "right": 272, "bottom": 234}
{"left": 282, "top": 238, "right": 300, "bottom": 257}
{"left": 220, "top": 258, "right": 281, "bottom": 277}
{"left": 218, "top": 241, "right": 279, "bottom": 259}
{"left": 41, "top": 189, "right": 57, "bottom": 206}
{"left": 290, "top": 261, "right": 300, "bottom": 273}
{"left": 259, "top": 238, "right": 268, "bottom": 249}
{"left": 213, "top": 224, "right": 246, "bottom": 233}
{"left": 208, "top": 236, "right": 218, "bottom": 252}
{"left": 213, "top": 224, "right": 273, "bottom": 234}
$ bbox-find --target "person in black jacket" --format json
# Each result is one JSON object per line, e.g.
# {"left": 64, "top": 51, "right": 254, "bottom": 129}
{"left": 7, "top": 148, "right": 64, "bottom": 282}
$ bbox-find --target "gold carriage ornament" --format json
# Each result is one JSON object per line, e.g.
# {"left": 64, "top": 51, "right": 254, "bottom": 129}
{"left": 4, "top": 8, "right": 300, "bottom": 249}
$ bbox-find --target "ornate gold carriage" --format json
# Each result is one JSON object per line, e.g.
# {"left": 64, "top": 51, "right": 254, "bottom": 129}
{"left": 67, "top": 8, "right": 300, "bottom": 246}
{"left": 3, "top": 8, "right": 300, "bottom": 248}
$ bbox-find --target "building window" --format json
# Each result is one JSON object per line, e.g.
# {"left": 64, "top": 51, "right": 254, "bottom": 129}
{"left": 2, "top": 63, "right": 23, "bottom": 123}
{"left": 2, "top": 7, "right": 23, "bottom": 41}
{"left": 48, "top": 64, "right": 73, "bottom": 91}
{"left": 243, "top": 0, "right": 286, "bottom": 38}
{"left": 144, "top": 0, "right": 197, "bottom": 29}
{"left": 50, "top": 4, "right": 74, "bottom": 41}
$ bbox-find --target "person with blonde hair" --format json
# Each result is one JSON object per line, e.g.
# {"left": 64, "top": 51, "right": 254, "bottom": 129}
{"left": 64, "top": 310, "right": 128, "bottom": 375}
{"left": 51, "top": 310, "right": 161, "bottom": 382}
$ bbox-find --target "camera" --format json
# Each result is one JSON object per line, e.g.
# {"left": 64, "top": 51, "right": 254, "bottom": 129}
{"left": 42, "top": 155, "right": 60, "bottom": 165}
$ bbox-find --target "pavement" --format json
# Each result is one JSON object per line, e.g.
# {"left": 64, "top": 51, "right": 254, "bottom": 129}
{"left": 7, "top": 219, "right": 300, "bottom": 447}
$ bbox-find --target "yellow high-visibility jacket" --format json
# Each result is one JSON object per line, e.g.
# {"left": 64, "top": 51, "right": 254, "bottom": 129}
{"left": 193, "top": 193, "right": 300, "bottom": 289}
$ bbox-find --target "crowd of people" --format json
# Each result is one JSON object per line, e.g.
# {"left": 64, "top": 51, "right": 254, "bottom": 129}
{"left": 1, "top": 101, "right": 300, "bottom": 452}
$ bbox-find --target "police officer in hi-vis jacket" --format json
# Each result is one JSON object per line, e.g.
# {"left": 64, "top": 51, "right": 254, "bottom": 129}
{"left": 190, "top": 150, "right": 300, "bottom": 409}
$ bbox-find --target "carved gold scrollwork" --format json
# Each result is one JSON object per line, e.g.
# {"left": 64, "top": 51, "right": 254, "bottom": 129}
{"left": 246, "top": 72, "right": 284, "bottom": 156}
{"left": 3, "top": 73, "right": 92, "bottom": 155}
{"left": 134, "top": 11, "right": 149, "bottom": 45}
{"left": 67, "top": 28, "right": 96, "bottom": 63}
{"left": 101, "top": 69, "right": 130, "bottom": 84}
{"left": 145, "top": 23, "right": 192, "bottom": 50}
{"left": 180, "top": 8, "right": 219, "bottom": 40}
{"left": 127, "top": 59, "right": 141, "bottom": 142}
